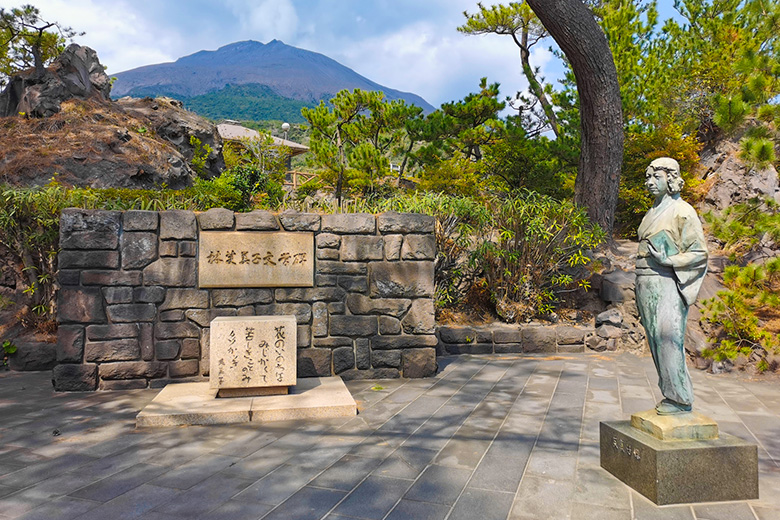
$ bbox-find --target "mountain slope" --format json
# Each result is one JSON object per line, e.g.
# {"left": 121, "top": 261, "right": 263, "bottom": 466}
{"left": 112, "top": 40, "right": 434, "bottom": 119}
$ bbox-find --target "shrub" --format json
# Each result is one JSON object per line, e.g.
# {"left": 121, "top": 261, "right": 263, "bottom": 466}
{"left": 739, "top": 136, "right": 777, "bottom": 170}
{"left": 701, "top": 259, "right": 780, "bottom": 369}
{"left": 471, "top": 191, "right": 604, "bottom": 321}
{"left": 703, "top": 197, "right": 780, "bottom": 263}
{"left": 617, "top": 124, "right": 702, "bottom": 237}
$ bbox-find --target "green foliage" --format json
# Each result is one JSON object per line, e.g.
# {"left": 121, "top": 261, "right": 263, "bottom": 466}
{"left": 701, "top": 259, "right": 780, "bottom": 365}
{"left": 182, "top": 84, "right": 314, "bottom": 124}
{"left": 415, "top": 157, "right": 485, "bottom": 197}
{"left": 712, "top": 94, "right": 748, "bottom": 134}
{"left": 0, "top": 4, "right": 81, "bottom": 87}
{"left": 479, "top": 116, "right": 573, "bottom": 197}
{"left": 458, "top": 2, "right": 559, "bottom": 136}
{"left": 471, "top": 191, "right": 605, "bottom": 321}
{"left": 1, "top": 339, "right": 16, "bottom": 368}
{"left": 618, "top": 124, "right": 703, "bottom": 236}
{"left": 189, "top": 135, "right": 213, "bottom": 177}
{"left": 302, "top": 89, "right": 422, "bottom": 202}
{"left": 739, "top": 136, "right": 777, "bottom": 170}
{"left": 704, "top": 197, "right": 780, "bottom": 262}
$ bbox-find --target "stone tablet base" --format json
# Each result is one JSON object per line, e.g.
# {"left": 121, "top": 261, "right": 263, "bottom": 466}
{"left": 600, "top": 421, "right": 758, "bottom": 505}
{"left": 217, "top": 386, "right": 289, "bottom": 398}
{"left": 136, "top": 377, "right": 356, "bottom": 427}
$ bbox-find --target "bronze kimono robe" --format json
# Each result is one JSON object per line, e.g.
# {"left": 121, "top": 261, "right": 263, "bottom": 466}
{"left": 635, "top": 196, "right": 708, "bottom": 406}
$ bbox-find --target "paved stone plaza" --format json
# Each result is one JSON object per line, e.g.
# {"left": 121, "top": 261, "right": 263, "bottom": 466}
{"left": 1, "top": 353, "right": 779, "bottom": 520}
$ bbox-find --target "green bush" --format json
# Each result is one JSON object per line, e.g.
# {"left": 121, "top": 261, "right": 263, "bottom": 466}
{"left": 471, "top": 191, "right": 605, "bottom": 321}
{"left": 739, "top": 136, "right": 777, "bottom": 170}
{"left": 703, "top": 197, "right": 780, "bottom": 263}
{"left": 702, "top": 259, "right": 780, "bottom": 369}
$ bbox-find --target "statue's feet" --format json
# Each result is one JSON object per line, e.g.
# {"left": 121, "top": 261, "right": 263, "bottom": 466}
{"left": 655, "top": 399, "right": 692, "bottom": 415}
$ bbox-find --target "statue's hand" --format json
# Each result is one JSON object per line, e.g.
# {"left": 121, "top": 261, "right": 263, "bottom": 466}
{"left": 645, "top": 240, "right": 673, "bottom": 266}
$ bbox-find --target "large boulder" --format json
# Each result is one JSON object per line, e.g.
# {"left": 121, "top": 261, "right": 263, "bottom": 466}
{"left": 0, "top": 44, "right": 111, "bottom": 118}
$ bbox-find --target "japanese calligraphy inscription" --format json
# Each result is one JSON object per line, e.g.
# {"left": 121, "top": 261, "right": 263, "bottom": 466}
{"left": 210, "top": 316, "right": 297, "bottom": 394}
{"left": 199, "top": 232, "right": 314, "bottom": 288}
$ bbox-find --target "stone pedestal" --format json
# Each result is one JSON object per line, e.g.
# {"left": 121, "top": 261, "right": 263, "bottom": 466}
{"left": 600, "top": 420, "right": 758, "bottom": 505}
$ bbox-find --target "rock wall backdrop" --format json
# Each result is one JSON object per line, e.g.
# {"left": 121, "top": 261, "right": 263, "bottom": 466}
{"left": 54, "top": 209, "right": 437, "bottom": 391}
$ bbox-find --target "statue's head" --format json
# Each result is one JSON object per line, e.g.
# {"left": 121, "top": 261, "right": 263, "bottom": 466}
{"left": 647, "top": 157, "right": 684, "bottom": 194}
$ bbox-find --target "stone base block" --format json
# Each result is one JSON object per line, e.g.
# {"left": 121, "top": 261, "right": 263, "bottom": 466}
{"left": 600, "top": 421, "right": 758, "bottom": 505}
{"left": 137, "top": 376, "right": 356, "bottom": 427}
{"left": 217, "top": 386, "right": 288, "bottom": 398}
{"left": 630, "top": 409, "right": 718, "bottom": 441}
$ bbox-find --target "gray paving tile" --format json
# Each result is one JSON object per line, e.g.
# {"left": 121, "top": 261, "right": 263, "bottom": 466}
{"left": 468, "top": 433, "right": 534, "bottom": 492}
{"left": 151, "top": 453, "right": 241, "bottom": 490}
{"left": 198, "top": 499, "right": 273, "bottom": 520}
{"left": 403, "top": 464, "right": 471, "bottom": 505}
{"left": 449, "top": 488, "right": 514, "bottom": 520}
{"left": 152, "top": 473, "right": 253, "bottom": 517}
{"left": 510, "top": 475, "right": 575, "bottom": 520}
{"left": 77, "top": 484, "right": 181, "bottom": 520}
{"left": 262, "top": 486, "right": 346, "bottom": 520}
{"left": 69, "top": 463, "right": 169, "bottom": 502}
{"left": 333, "top": 476, "right": 411, "bottom": 519}
{"left": 385, "top": 499, "right": 450, "bottom": 520}
{"left": 753, "top": 505, "right": 780, "bottom": 520}
{"left": 349, "top": 433, "right": 401, "bottom": 459}
{"left": 525, "top": 447, "right": 577, "bottom": 480}
{"left": 15, "top": 496, "right": 99, "bottom": 520}
{"left": 234, "top": 463, "right": 322, "bottom": 506}
{"left": 570, "top": 501, "right": 630, "bottom": 520}
{"left": 630, "top": 492, "right": 694, "bottom": 520}
{"left": 310, "top": 455, "right": 383, "bottom": 491}
{"left": 0, "top": 452, "right": 98, "bottom": 488}
{"left": 692, "top": 502, "right": 758, "bottom": 520}
{"left": 373, "top": 447, "right": 437, "bottom": 480}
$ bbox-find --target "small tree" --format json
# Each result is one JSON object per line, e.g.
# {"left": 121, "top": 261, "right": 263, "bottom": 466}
{"left": 459, "top": 2, "right": 560, "bottom": 137}
{"left": 0, "top": 4, "right": 82, "bottom": 86}
{"left": 302, "top": 89, "right": 419, "bottom": 204}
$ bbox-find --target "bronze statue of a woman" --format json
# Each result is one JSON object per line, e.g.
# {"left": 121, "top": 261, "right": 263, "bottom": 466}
{"left": 636, "top": 157, "right": 708, "bottom": 415}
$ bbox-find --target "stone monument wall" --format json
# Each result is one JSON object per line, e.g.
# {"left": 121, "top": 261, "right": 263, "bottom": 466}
{"left": 54, "top": 208, "right": 437, "bottom": 391}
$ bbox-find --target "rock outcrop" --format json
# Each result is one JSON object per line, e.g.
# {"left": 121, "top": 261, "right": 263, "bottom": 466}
{"left": 0, "top": 44, "right": 111, "bottom": 118}
{"left": 0, "top": 46, "right": 224, "bottom": 189}
{"left": 699, "top": 136, "right": 780, "bottom": 211}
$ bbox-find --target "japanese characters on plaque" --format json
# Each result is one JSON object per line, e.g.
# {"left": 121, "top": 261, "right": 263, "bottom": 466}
{"left": 199, "top": 232, "right": 314, "bottom": 288}
{"left": 209, "top": 316, "right": 297, "bottom": 390}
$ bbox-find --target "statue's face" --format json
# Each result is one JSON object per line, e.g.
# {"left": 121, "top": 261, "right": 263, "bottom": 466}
{"left": 645, "top": 166, "right": 669, "bottom": 198}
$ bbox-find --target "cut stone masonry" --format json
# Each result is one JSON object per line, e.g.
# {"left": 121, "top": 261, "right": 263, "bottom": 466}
{"left": 55, "top": 208, "right": 438, "bottom": 391}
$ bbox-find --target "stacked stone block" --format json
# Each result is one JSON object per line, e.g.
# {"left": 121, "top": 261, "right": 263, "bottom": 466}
{"left": 437, "top": 323, "right": 595, "bottom": 355}
{"left": 54, "top": 208, "right": 437, "bottom": 391}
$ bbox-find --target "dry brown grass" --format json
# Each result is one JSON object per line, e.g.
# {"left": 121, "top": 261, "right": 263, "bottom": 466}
{"left": 0, "top": 98, "right": 183, "bottom": 186}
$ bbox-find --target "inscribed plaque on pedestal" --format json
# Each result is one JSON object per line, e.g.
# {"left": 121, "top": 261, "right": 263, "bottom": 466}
{"left": 199, "top": 231, "right": 314, "bottom": 288}
{"left": 209, "top": 316, "right": 297, "bottom": 390}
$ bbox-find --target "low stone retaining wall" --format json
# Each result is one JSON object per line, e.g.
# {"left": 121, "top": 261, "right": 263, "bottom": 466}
{"left": 437, "top": 323, "right": 597, "bottom": 355}
{"left": 54, "top": 208, "right": 437, "bottom": 391}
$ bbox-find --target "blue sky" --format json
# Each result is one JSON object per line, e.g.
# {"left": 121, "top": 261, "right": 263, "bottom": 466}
{"left": 4, "top": 1, "right": 682, "bottom": 109}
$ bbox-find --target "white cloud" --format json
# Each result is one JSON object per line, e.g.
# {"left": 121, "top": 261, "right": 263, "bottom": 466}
{"left": 227, "top": 0, "right": 298, "bottom": 42}
{"left": 308, "top": 21, "right": 554, "bottom": 108}
{"left": 19, "top": 0, "right": 186, "bottom": 73}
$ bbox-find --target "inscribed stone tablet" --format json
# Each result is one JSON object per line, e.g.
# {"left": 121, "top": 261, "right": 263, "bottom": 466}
{"left": 210, "top": 316, "right": 297, "bottom": 390}
{"left": 199, "top": 232, "right": 314, "bottom": 288}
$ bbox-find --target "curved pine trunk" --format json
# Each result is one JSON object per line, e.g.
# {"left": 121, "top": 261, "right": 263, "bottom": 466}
{"left": 526, "top": 0, "right": 623, "bottom": 237}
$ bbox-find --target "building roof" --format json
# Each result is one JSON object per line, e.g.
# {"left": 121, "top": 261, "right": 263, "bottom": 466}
{"left": 216, "top": 123, "right": 309, "bottom": 156}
